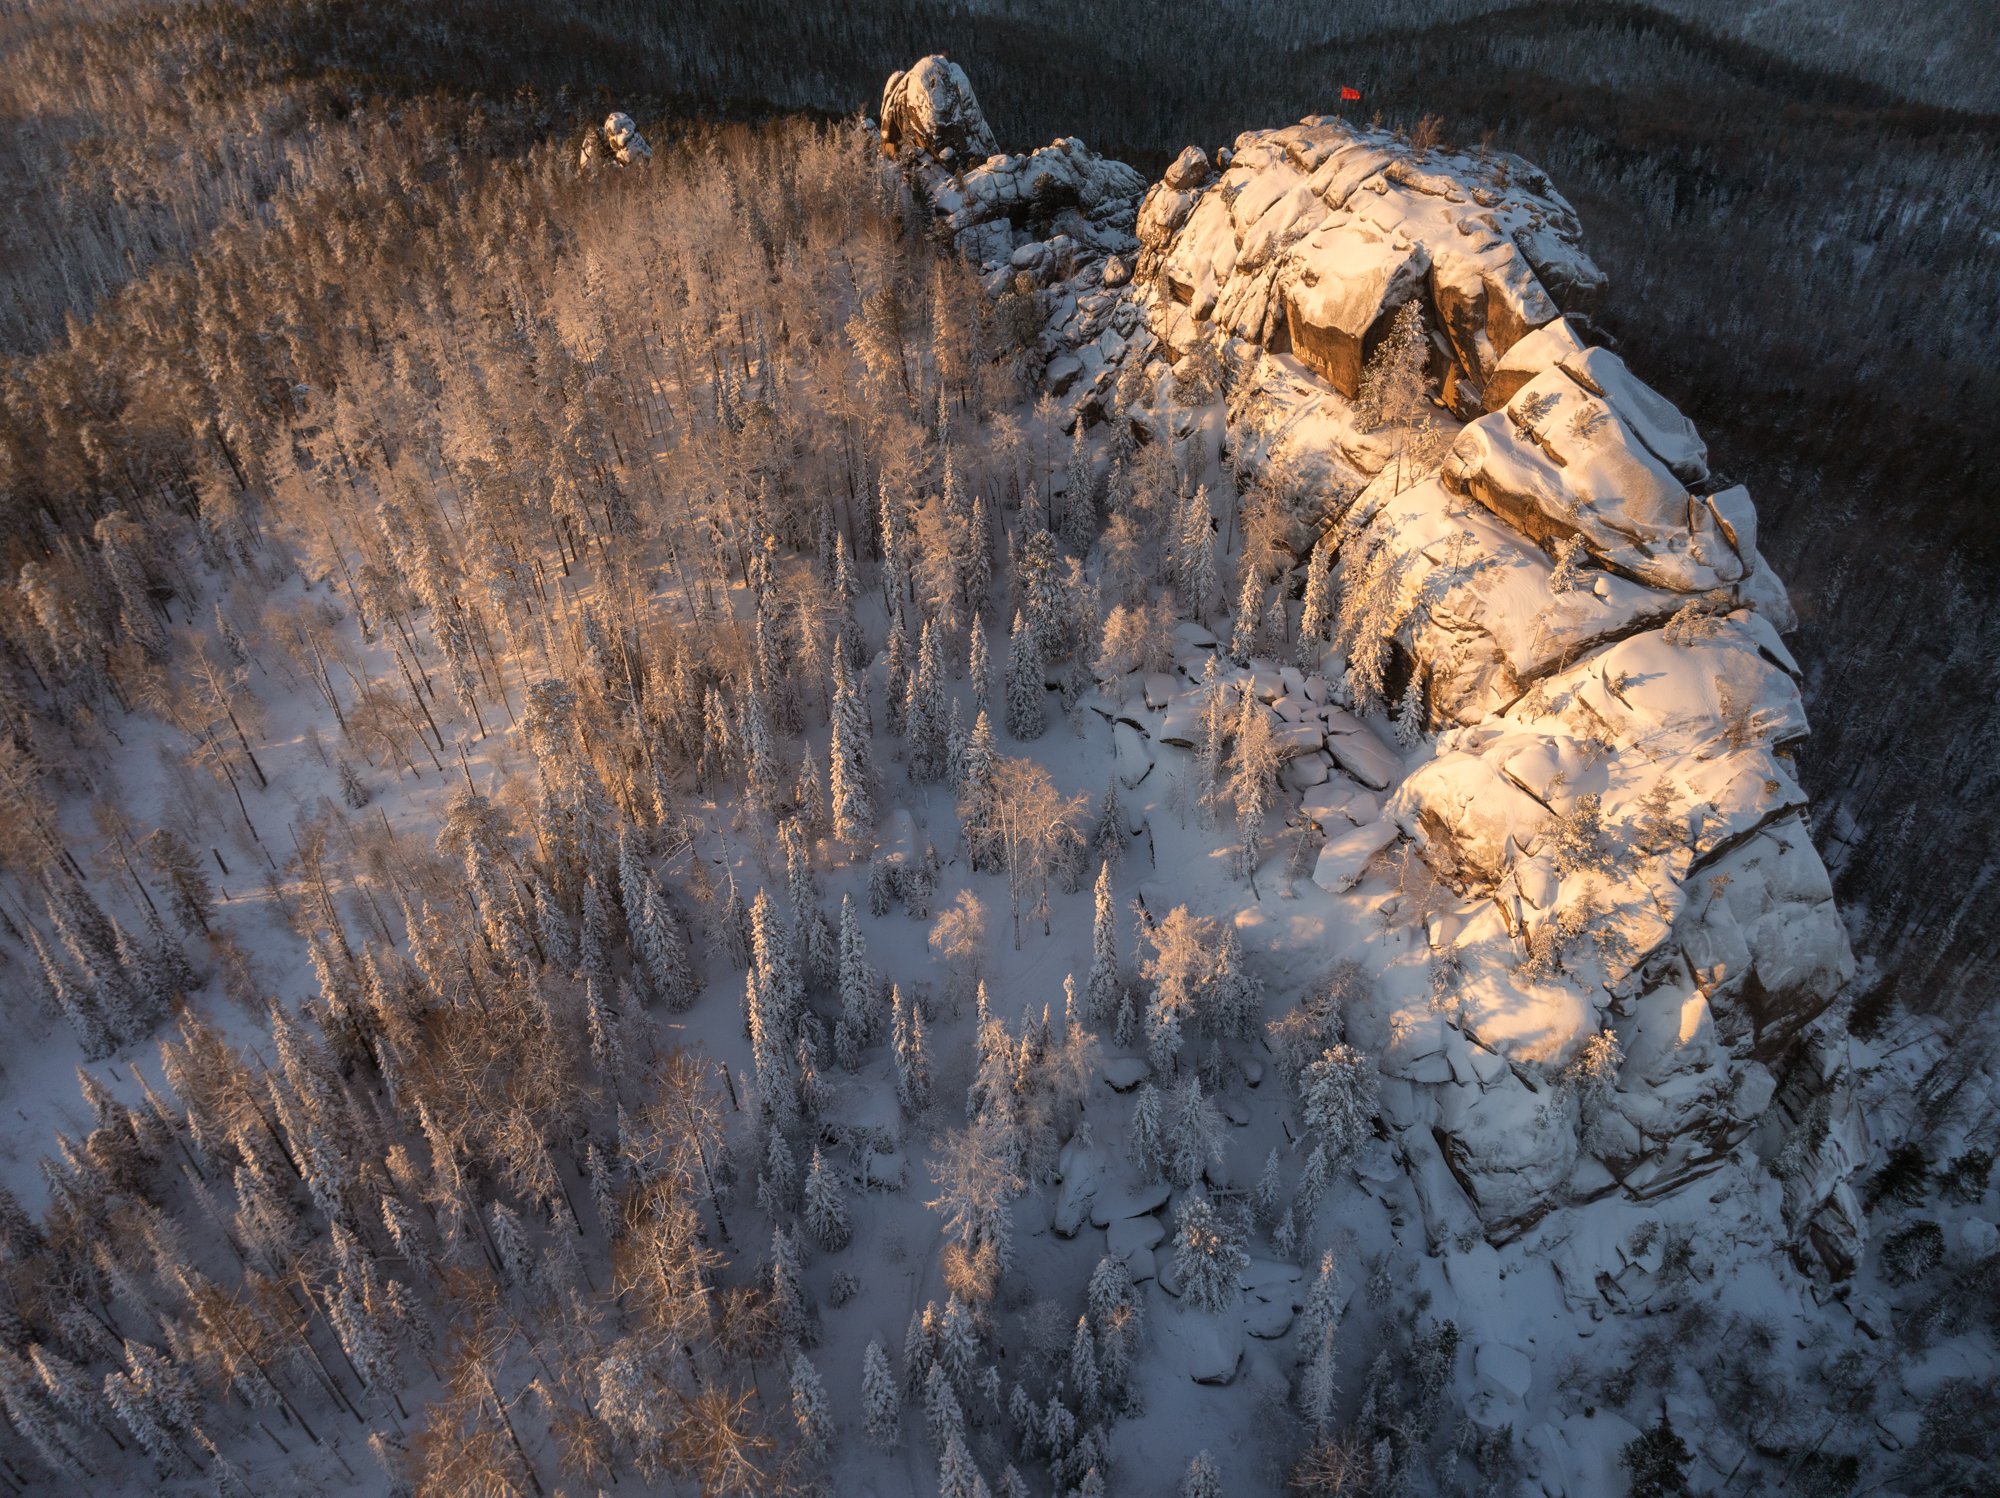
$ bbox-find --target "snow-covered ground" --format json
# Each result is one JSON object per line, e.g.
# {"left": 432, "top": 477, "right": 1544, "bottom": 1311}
{"left": 0, "top": 53, "right": 1993, "bottom": 1498}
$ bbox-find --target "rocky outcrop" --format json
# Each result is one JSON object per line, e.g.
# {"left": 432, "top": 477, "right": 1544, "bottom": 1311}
{"left": 581, "top": 111, "right": 651, "bottom": 169}
{"left": 877, "top": 58, "right": 1857, "bottom": 1277}
{"left": 880, "top": 56, "right": 997, "bottom": 164}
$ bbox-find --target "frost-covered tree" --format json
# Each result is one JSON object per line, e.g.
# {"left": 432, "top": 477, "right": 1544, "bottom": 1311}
{"left": 784, "top": 823, "right": 836, "bottom": 990}
{"left": 1181, "top": 1450, "right": 1224, "bottom": 1498}
{"left": 1298, "top": 531, "right": 1337, "bottom": 662}
{"left": 836, "top": 894, "right": 878, "bottom": 1054}
{"left": 771, "top": 1223, "right": 812, "bottom": 1345}
{"left": 939, "top": 1426, "right": 987, "bottom": 1498}
{"left": 1621, "top": 1408, "right": 1694, "bottom": 1498}
{"left": 1164, "top": 1075, "right": 1227, "bottom": 1190}
{"left": 909, "top": 617, "right": 951, "bottom": 782}
{"left": 1004, "top": 610, "right": 1046, "bottom": 741}
{"left": 790, "top": 1351, "right": 835, "bottom": 1464}
{"left": 1128, "top": 1083, "right": 1164, "bottom": 1183}
{"left": 830, "top": 651, "right": 877, "bottom": 844}
{"left": 1300, "top": 1044, "right": 1381, "bottom": 1175}
{"left": 1230, "top": 563, "right": 1264, "bottom": 665}
{"left": 1172, "top": 1188, "right": 1248, "bottom": 1314}
{"left": 1252, "top": 1147, "right": 1285, "bottom": 1231}
{"left": 1229, "top": 687, "right": 1281, "bottom": 886}
{"left": 1393, "top": 659, "right": 1429, "bottom": 747}
{"left": 926, "top": 1116, "right": 1024, "bottom": 1302}
{"left": 959, "top": 710, "right": 1002, "bottom": 871}
{"left": 803, "top": 1147, "right": 851, "bottom": 1251}
{"left": 1085, "top": 861, "right": 1121, "bottom": 1027}
{"left": 144, "top": 828, "right": 215, "bottom": 935}
{"left": 1176, "top": 484, "right": 1216, "bottom": 622}
{"left": 1069, "top": 1316, "right": 1100, "bottom": 1416}
{"left": 751, "top": 887, "right": 804, "bottom": 1039}
{"left": 893, "top": 985, "right": 933, "bottom": 1114}
{"left": 969, "top": 623, "right": 993, "bottom": 717}
{"left": 1300, "top": 1320, "right": 1340, "bottom": 1433}
{"left": 633, "top": 867, "right": 697, "bottom": 1010}
{"left": 1062, "top": 421, "right": 1097, "bottom": 554}
{"left": 862, "top": 1338, "right": 902, "bottom": 1450}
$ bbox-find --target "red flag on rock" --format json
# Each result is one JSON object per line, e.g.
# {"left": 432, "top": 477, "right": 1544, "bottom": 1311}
{"left": 1340, "top": 86, "right": 1362, "bottom": 102}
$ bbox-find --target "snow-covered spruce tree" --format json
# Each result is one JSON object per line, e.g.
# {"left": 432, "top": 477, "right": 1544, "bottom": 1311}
{"left": 1181, "top": 1450, "right": 1224, "bottom": 1498}
{"left": 1085, "top": 861, "right": 1121, "bottom": 1028}
{"left": 634, "top": 866, "right": 697, "bottom": 1010}
{"left": 771, "top": 1223, "right": 813, "bottom": 1346}
{"left": 1251, "top": 1147, "right": 1285, "bottom": 1231}
{"left": 783, "top": 822, "right": 836, "bottom": 990}
{"left": 968, "top": 622, "right": 993, "bottom": 717}
{"left": 1333, "top": 534, "right": 1404, "bottom": 718}
{"left": 1299, "top": 1320, "right": 1340, "bottom": 1433}
{"left": 759, "top": 1126, "right": 800, "bottom": 1218}
{"left": 1068, "top": 1316, "right": 1101, "bottom": 1417}
{"left": 751, "top": 887, "right": 804, "bottom": 1041}
{"left": 836, "top": 893, "right": 878, "bottom": 1054}
{"left": 1622, "top": 1409, "right": 1695, "bottom": 1498}
{"left": 1176, "top": 483, "right": 1216, "bottom": 622}
{"left": 925, "top": 1360, "right": 967, "bottom": 1452}
{"left": 1194, "top": 655, "right": 1229, "bottom": 822}
{"left": 1128, "top": 1083, "right": 1164, "bottom": 1183}
{"left": 31, "top": 927, "right": 113, "bottom": 1058}
{"left": 790, "top": 1350, "right": 835, "bottom": 1465}
{"left": 860, "top": 1337, "right": 902, "bottom": 1450}
{"left": 572, "top": 867, "right": 609, "bottom": 982}
{"left": 1164, "top": 1075, "right": 1227, "bottom": 1190}
{"left": 1017, "top": 528, "right": 1071, "bottom": 666}
{"left": 1062, "top": 421, "right": 1097, "bottom": 554}
{"left": 885, "top": 603, "right": 913, "bottom": 740}
{"left": 926, "top": 1115, "right": 1024, "bottom": 1306}
{"left": 959, "top": 709, "right": 1002, "bottom": 870}
{"left": 936, "top": 1293, "right": 979, "bottom": 1398}
{"left": 1393, "top": 659, "right": 1429, "bottom": 747}
{"left": 1298, "top": 530, "right": 1337, "bottom": 664}
{"left": 893, "top": 985, "right": 934, "bottom": 1114}
{"left": 1004, "top": 610, "right": 1047, "bottom": 741}
{"left": 143, "top": 828, "right": 214, "bottom": 935}
{"left": 939, "top": 1425, "right": 987, "bottom": 1498}
{"left": 830, "top": 650, "right": 877, "bottom": 844}
{"left": 1229, "top": 686, "right": 1281, "bottom": 886}
{"left": 1091, "top": 779, "right": 1126, "bottom": 872}
{"left": 793, "top": 741, "right": 828, "bottom": 844}
{"left": 1300, "top": 1043, "right": 1381, "bottom": 1177}
{"left": 1229, "top": 562, "right": 1264, "bottom": 665}
{"left": 909, "top": 616, "right": 950, "bottom": 782}
{"left": 1172, "top": 1188, "right": 1248, "bottom": 1314}
{"left": 803, "top": 1147, "right": 851, "bottom": 1251}
{"left": 1356, "top": 297, "right": 1428, "bottom": 430}
{"left": 1297, "top": 1250, "right": 1344, "bottom": 1356}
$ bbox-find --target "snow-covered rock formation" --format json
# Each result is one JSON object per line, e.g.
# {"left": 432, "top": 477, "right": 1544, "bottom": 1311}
{"left": 878, "top": 60, "right": 1859, "bottom": 1278}
{"left": 581, "top": 110, "right": 651, "bottom": 168}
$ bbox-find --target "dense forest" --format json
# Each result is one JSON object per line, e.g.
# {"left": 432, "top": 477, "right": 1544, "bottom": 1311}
{"left": 0, "top": 2, "right": 1994, "bottom": 1494}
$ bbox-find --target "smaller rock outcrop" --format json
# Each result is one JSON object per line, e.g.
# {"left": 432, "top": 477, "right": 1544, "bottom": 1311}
{"left": 581, "top": 111, "right": 651, "bottom": 169}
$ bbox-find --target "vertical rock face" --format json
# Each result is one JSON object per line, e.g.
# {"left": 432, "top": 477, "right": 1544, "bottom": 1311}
{"left": 878, "top": 58, "right": 1859, "bottom": 1278}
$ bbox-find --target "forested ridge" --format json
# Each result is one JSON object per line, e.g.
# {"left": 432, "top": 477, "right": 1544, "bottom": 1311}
{"left": 0, "top": 2, "right": 1995, "bottom": 1494}
{"left": 5, "top": 0, "right": 1995, "bottom": 1013}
